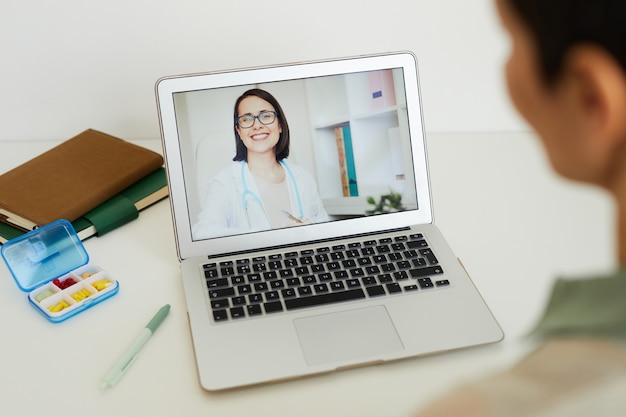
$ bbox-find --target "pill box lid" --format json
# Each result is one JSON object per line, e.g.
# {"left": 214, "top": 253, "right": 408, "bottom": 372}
{"left": 1, "top": 219, "right": 89, "bottom": 292}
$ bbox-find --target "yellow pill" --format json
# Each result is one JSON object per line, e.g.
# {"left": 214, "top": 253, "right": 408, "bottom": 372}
{"left": 93, "top": 279, "right": 111, "bottom": 291}
{"left": 49, "top": 303, "right": 62, "bottom": 313}
{"left": 81, "top": 272, "right": 93, "bottom": 278}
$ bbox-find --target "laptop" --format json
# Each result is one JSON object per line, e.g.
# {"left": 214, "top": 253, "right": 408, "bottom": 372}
{"left": 155, "top": 51, "right": 503, "bottom": 391}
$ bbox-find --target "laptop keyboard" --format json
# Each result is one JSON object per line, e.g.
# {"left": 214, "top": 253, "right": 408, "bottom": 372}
{"left": 204, "top": 233, "right": 450, "bottom": 322}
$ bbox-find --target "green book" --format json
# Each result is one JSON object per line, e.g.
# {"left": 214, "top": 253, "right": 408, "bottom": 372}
{"left": 0, "top": 167, "right": 168, "bottom": 244}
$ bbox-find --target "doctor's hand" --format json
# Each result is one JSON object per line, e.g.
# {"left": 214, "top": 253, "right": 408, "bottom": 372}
{"left": 282, "top": 210, "right": 310, "bottom": 226}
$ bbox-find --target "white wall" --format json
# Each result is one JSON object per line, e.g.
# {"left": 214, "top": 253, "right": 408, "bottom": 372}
{"left": 0, "top": 0, "right": 526, "bottom": 142}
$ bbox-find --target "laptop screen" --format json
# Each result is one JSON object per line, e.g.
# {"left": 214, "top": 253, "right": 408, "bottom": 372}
{"left": 157, "top": 52, "right": 433, "bottom": 259}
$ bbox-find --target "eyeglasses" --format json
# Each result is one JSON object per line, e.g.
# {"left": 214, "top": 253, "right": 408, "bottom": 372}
{"left": 237, "top": 111, "right": 277, "bottom": 129}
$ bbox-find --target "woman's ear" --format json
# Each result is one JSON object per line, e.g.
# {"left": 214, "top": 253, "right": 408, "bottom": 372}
{"left": 561, "top": 44, "right": 626, "bottom": 150}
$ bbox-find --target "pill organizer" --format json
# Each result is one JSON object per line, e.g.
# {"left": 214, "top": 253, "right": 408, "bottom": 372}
{"left": 1, "top": 219, "right": 119, "bottom": 323}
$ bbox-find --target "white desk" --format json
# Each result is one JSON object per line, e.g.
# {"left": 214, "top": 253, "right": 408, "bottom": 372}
{"left": 0, "top": 132, "right": 615, "bottom": 416}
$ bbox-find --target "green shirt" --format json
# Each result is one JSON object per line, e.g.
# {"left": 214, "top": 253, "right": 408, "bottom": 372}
{"left": 533, "top": 269, "right": 626, "bottom": 338}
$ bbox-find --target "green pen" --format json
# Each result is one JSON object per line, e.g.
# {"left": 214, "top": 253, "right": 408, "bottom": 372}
{"left": 100, "top": 304, "right": 170, "bottom": 391}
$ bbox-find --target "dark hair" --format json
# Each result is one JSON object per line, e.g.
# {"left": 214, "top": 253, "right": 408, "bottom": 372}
{"left": 507, "top": 0, "right": 626, "bottom": 84}
{"left": 232, "top": 89, "right": 290, "bottom": 162}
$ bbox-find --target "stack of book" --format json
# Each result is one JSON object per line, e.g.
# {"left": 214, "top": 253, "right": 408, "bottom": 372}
{"left": 0, "top": 129, "right": 169, "bottom": 243}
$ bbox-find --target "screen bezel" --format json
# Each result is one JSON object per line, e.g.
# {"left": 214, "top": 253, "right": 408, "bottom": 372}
{"left": 156, "top": 52, "right": 433, "bottom": 260}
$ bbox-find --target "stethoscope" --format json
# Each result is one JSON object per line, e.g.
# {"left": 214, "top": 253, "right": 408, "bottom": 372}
{"left": 240, "top": 160, "right": 304, "bottom": 220}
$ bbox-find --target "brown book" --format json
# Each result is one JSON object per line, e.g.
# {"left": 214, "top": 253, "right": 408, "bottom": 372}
{"left": 0, "top": 129, "right": 164, "bottom": 230}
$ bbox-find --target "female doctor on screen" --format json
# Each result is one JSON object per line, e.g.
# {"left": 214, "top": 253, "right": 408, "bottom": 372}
{"left": 192, "top": 89, "right": 329, "bottom": 240}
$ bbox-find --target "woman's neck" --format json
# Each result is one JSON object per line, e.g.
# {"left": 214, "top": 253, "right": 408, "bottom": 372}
{"left": 247, "top": 153, "right": 284, "bottom": 183}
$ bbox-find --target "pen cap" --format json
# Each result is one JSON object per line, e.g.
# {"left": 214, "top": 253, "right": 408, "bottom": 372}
{"left": 1, "top": 219, "right": 89, "bottom": 292}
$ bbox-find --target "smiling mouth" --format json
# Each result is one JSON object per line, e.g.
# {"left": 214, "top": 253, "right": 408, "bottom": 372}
{"left": 250, "top": 133, "right": 269, "bottom": 141}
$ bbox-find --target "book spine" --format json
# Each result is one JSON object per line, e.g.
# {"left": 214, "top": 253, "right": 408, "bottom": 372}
{"left": 342, "top": 125, "right": 359, "bottom": 197}
{"left": 334, "top": 127, "right": 350, "bottom": 197}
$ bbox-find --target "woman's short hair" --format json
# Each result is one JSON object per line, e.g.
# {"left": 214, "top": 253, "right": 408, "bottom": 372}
{"left": 506, "top": 0, "right": 626, "bottom": 84}
{"left": 232, "top": 89, "right": 290, "bottom": 162}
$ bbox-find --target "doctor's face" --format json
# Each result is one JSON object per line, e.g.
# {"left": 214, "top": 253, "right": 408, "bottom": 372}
{"left": 236, "top": 96, "right": 282, "bottom": 158}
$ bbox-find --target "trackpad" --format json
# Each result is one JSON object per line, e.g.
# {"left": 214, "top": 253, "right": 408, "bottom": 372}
{"left": 293, "top": 306, "right": 404, "bottom": 366}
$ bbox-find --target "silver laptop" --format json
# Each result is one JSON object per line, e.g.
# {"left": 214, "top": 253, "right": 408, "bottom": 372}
{"left": 156, "top": 52, "right": 503, "bottom": 391}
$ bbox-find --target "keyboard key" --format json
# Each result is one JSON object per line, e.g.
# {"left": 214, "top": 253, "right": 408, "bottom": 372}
{"left": 303, "top": 276, "right": 316, "bottom": 285}
{"left": 314, "top": 283, "right": 329, "bottom": 294}
{"left": 232, "top": 296, "right": 246, "bottom": 306}
{"left": 204, "top": 268, "right": 219, "bottom": 279}
{"left": 213, "top": 310, "right": 228, "bottom": 321}
{"left": 394, "top": 271, "right": 409, "bottom": 281}
{"left": 230, "top": 307, "right": 245, "bottom": 319}
{"left": 237, "top": 264, "right": 251, "bottom": 274}
{"left": 207, "top": 278, "right": 228, "bottom": 288}
{"left": 295, "top": 266, "right": 309, "bottom": 275}
{"left": 221, "top": 266, "right": 235, "bottom": 276}
{"left": 379, "top": 274, "right": 393, "bottom": 283}
{"left": 330, "top": 281, "right": 345, "bottom": 291}
{"left": 350, "top": 268, "right": 365, "bottom": 277}
{"left": 237, "top": 284, "right": 252, "bottom": 294}
{"left": 419, "top": 248, "right": 439, "bottom": 265}
{"left": 346, "top": 279, "right": 360, "bottom": 288}
{"left": 436, "top": 279, "right": 450, "bottom": 287}
{"left": 417, "top": 278, "right": 435, "bottom": 289}
{"left": 211, "top": 299, "right": 229, "bottom": 309}
{"left": 412, "top": 258, "right": 427, "bottom": 267}
{"left": 407, "top": 240, "right": 428, "bottom": 249}
{"left": 409, "top": 266, "right": 444, "bottom": 278}
{"left": 315, "top": 253, "right": 330, "bottom": 263}
{"left": 265, "top": 291, "right": 279, "bottom": 301}
{"left": 362, "top": 276, "right": 377, "bottom": 286}
{"left": 386, "top": 283, "right": 402, "bottom": 293}
{"left": 231, "top": 276, "right": 245, "bottom": 285}
{"left": 263, "top": 271, "right": 278, "bottom": 280}
{"left": 248, "top": 273, "right": 262, "bottom": 282}
{"left": 209, "top": 288, "right": 235, "bottom": 299}
{"left": 298, "top": 286, "right": 313, "bottom": 296}
{"left": 330, "top": 252, "right": 345, "bottom": 260}
{"left": 264, "top": 301, "right": 284, "bottom": 314}
{"left": 285, "top": 289, "right": 366, "bottom": 310}
{"left": 279, "top": 269, "right": 294, "bottom": 278}
{"left": 247, "top": 304, "right": 263, "bottom": 316}
{"left": 281, "top": 288, "right": 297, "bottom": 298}
{"left": 268, "top": 260, "right": 282, "bottom": 270}
{"left": 327, "top": 261, "right": 341, "bottom": 270}
{"left": 286, "top": 277, "right": 301, "bottom": 287}
{"left": 318, "top": 273, "right": 333, "bottom": 282}
{"left": 366, "top": 285, "right": 386, "bottom": 297}
{"left": 270, "top": 280, "right": 285, "bottom": 290}
{"left": 334, "top": 270, "right": 349, "bottom": 280}
{"left": 248, "top": 294, "right": 263, "bottom": 304}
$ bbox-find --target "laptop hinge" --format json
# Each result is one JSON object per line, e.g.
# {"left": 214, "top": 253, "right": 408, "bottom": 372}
{"left": 206, "top": 226, "right": 411, "bottom": 260}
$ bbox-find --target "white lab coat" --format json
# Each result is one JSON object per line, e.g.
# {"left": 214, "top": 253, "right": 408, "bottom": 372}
{"left": 192, "top": 160, "right": 329, "bottom": 239}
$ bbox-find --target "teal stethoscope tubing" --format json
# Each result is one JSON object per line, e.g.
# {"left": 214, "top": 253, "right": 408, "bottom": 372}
{"left": 240, "top": 160, "right": 304, "bottom": 219}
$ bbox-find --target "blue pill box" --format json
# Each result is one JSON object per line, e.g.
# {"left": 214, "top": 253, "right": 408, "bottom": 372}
{"left": 1, "top": 219, "right": 119, "bottom": 323}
